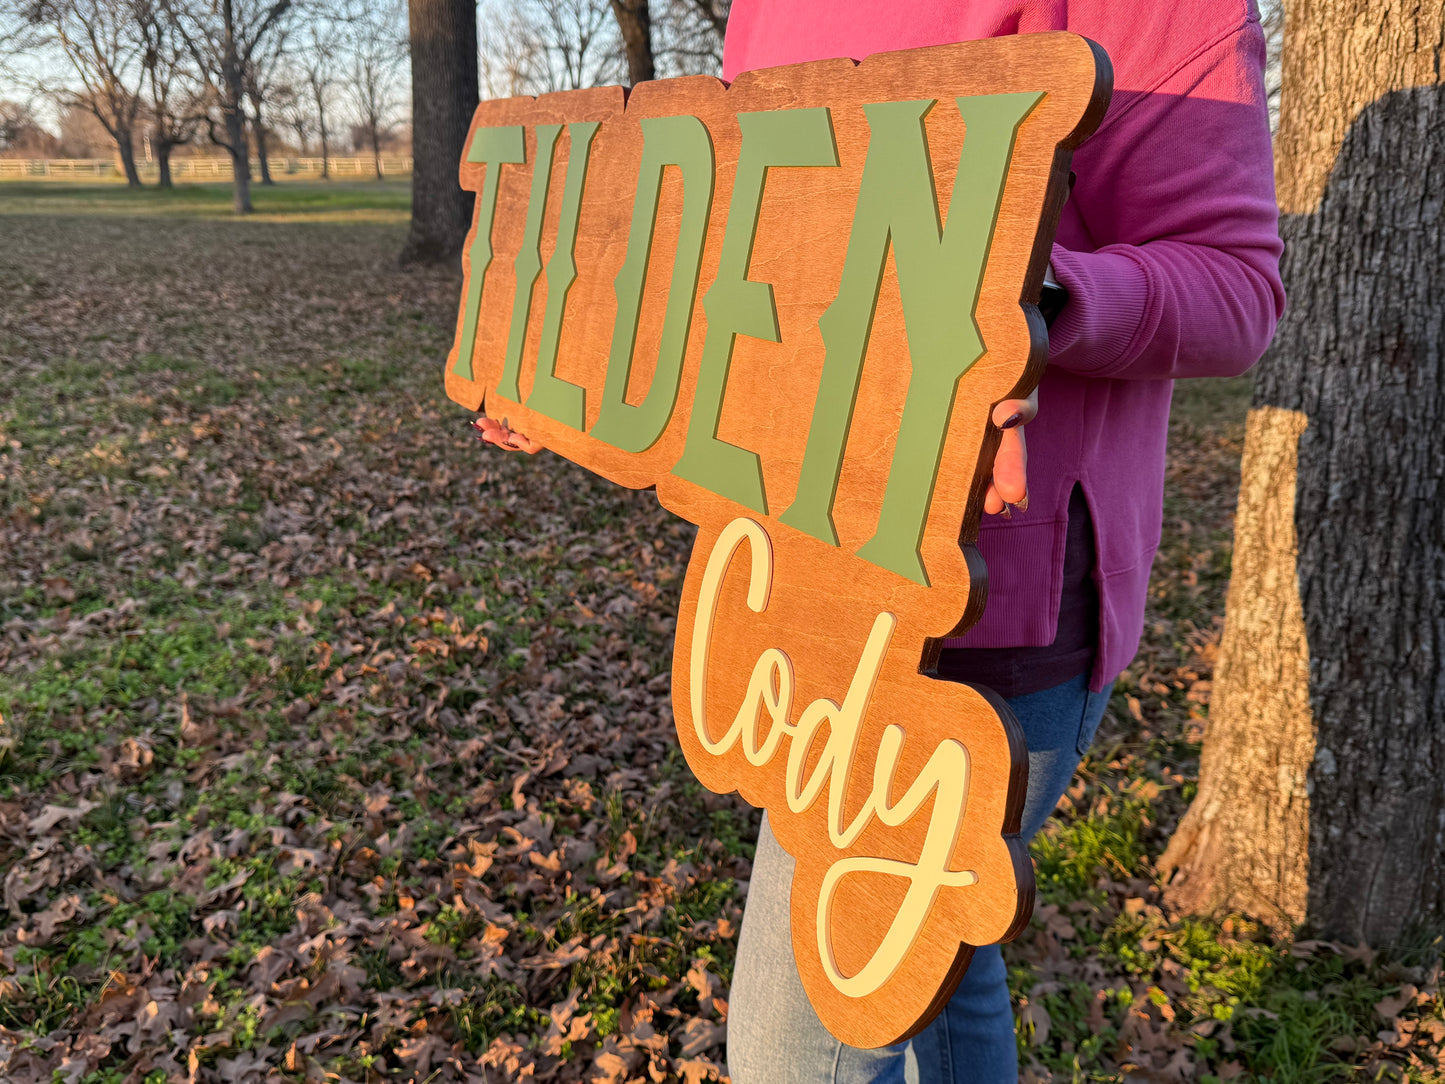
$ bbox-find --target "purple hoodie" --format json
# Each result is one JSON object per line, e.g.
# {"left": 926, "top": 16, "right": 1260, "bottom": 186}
{"left": 722, "top": 0, "right": 1286, "bottom": 690}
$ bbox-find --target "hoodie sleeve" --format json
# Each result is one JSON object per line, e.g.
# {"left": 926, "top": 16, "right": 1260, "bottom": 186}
{"left": 1044, "top": 16, "right": 1286, "bottom": 381}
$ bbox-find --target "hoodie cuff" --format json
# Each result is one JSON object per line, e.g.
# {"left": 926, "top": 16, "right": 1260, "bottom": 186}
{"left": 1045, "top": 244, "right": 1151, "bottom": 376}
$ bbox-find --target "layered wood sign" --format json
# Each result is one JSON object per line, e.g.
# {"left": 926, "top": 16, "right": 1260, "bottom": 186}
{"left": 444, "top": 33, "right": 1110, "bottom": 1047}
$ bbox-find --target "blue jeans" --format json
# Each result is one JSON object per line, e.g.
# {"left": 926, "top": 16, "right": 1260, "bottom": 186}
{"left": 726, "top": 672, "right": 1113, "bottom": 1084}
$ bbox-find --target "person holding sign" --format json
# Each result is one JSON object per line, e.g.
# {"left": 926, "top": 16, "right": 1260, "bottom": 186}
{"left": 703, "top": 2, "right": 1285, "bottom": 1083}
{"left": 471, "top": 1, "right": 1283, "bottom": 1079}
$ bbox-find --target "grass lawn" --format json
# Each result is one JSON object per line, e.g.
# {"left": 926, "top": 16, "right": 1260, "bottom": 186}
{"left": 0, "top": 185, "right": 1440, "bottom": 1084}
{"left": 0, "top": 179, "right": 412, "bottom": 223}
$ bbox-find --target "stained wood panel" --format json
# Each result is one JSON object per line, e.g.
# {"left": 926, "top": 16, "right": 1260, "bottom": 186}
{"left": 444, "top": 33, "right": 1110, "bottom": 1047}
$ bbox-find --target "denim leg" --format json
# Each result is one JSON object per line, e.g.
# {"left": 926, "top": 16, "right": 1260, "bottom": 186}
{"left": 727, "top": 813, "right": 909, "bottom": 1084}
{"left": 725, "top": 674, "right": 1112, "bottom": 1084}
{"left": 907, "top": 944, "right": 1011, "bottom": 1084}
{"left": 908, "top": 673, "right": 1113, "bottom": 1083}
{"left": 1013, "top": 674, "right": 1113, "bottom": 843}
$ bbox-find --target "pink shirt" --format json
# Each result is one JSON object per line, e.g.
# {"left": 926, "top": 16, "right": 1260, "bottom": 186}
{"left": 723, "top": 0, "right": 1285, "bottom": 690}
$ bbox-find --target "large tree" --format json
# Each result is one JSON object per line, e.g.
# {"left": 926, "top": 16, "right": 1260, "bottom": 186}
{"left": 137, "top": 0, "right": 201, "bottom": 188}
{"left": 292, "top": 7, "right": 344, "bottom": 178}
{"left": 653, "top": 0, "right": 726, "bottom": 77}
{"left": 607, "top": 0, "right": 651, "bottom": 84}
{"left": 243, "top": 21, "right": 288, "bottom": 185}
{"left": 1160, "top": 0, "right": 1445, "bottom": 945}
{"left": 346, "top": 0, "right": 404, "bottom": 180}
{"left": 477, "top": 0, "right": 624, "bottom": 96}
{"left": 32, "top": 0, "right": 148, "bottom": 185}
{"left": 167, "top": 0, "right": 292, "bottom": 214}
{"left": 398, "top": 0, "right": 476, "bottom": 265}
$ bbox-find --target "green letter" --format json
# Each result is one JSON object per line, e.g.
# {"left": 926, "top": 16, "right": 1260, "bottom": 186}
{"left": 589, "top": 115, "right": 714, "bottom": 453}
{"left": 452, "top": 125, "right": 526, "bottom": 381}
{"left": 525, "top": 121, "right": 601, "bottom": 429}
{"left": 780, "top": 93, "right": 1041, "bottom": 584}
{"left": 496, "top": 124, "right": 563, "bottom": 403}
{"left": 672, "top": 107, "right": 839, "bottom": 513}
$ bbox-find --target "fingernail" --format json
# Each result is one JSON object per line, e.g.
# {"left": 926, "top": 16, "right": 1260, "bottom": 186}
{"left": 1000, "top": 412, "right": 1024, "bottom": 430}
{"left": 1016, "top": 492, "right": 1029, "bottom": 512}
{"left": 1001, "top": 505, "right": 1013, "bottom": 519}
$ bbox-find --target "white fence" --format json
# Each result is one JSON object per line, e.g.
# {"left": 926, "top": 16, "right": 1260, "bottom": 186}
{"left": 0, "top": 155, "right": 414, "bottom": 181}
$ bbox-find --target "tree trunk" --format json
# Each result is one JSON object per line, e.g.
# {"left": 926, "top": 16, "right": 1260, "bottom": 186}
{"left": 226, "top": 105, "right": 253, "bottom": 214}
{"left": 1161, "top": 0, "right": 1445, "bottom": 946}
{"left": 155, "top": 138, "right": 174, "bottom": 188}
{"left": 254, "top": 111, "right": 274, "bottom": 185}
{"left": 609, "top": 0, "right": 655, "bottom": 85}
{"left": 116, "top": 128, "right": 143, "bottom": 187}
{"left": 371, "top": 125, "right": 382, "bottom": 179}
{"left": 689, "top": 0, "right": 727, "bottom": 41}
{"left": 399, "top": 0, "right": 478, "bottom": 266}
{"left": 319, "top": 104, "right": 330, "bottom": 179}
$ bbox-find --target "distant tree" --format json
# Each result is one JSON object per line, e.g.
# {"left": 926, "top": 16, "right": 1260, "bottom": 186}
{"left": 29, "top": 0, "right": 148, "bottom": 184}
{"left": 0, "top": 98, "right": 31, "bottom": 147}
{"left": 607, "top": 0, "right": 651, "bottom": 84}
{"left": 0, "top": 99, "right": 60, "bottom": 154}
{"left": 271, "top": 75, "right": 308, "bottom": 151}
{"left": 476, "top": 0, "right": 622, "bottom": 96}
{"left": 653, "top": 0, "right": 725, "bottom": 77}
{"left": 166, "top": 0, "right": 293, "bottom": 213}
{"left": 345, "top": 0, "right": 403, "bottom": 179}
{"left": 476, "top": 0, "right": 534, "bottom": 95}
{"left": 398, "top": 0, "right": 475, "bottom": 265}
{"left": 532, "top": 0, "right": 619, "bottom": 90}
{"left": 1161, "top": 0, "right": 1445, "bottom": 945}
{"left": 291, "top": 6, "right": 344, "bottom": 177}
{"left": 55, "top": 98, "right": 109, "bottom": 154}
{"left": 136, "top": 0, "right": 201, "bottom": 186}
{"left": 677, "top": 0, "right": 723, "bottom": 38}
{"left": 243, "top": 18, "right": 289, "bottom": 184}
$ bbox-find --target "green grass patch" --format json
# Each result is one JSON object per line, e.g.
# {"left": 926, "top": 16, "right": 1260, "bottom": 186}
{"left": 0, "top": 179, "right": 412, "bottom": 223}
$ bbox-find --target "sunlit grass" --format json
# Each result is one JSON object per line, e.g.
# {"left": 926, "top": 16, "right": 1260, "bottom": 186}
{"left": 0, "top": 179, "right": 412, "bottom": 223}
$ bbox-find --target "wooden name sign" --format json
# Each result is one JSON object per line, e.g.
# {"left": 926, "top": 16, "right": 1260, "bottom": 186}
{"left": 444, "top": 34, "right": 1110, "bottom": 1047}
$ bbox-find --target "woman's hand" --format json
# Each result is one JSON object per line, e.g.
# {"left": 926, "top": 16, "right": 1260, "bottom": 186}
{"left": 470, "top": 391, "right": 1034, "bottom": 513}
{"left": 470, "top": 416, "right": 545, "bottom": 454}
{"left": 983, "top": 388, "right": 1037, "bottom": 516}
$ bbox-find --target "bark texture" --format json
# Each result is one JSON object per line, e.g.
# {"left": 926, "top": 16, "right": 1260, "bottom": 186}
{"left": 224, "top": 100, "right": 252, "bottom": 215}
{"left": 609, "top": 0, "right": 655, "bottom": 85}
{"left": 1162, "top": 0, "right": 1445, "bottom": 945}
{"left": 254, "top": 115, "right": 274, "bottom": 185}
{"left": 155, "top": 141, "right": 173, "bottom": 188}
{"left": 399, "top": 0, "right": 478, "bottom": 267}
{"left": 1160, "top": 408, "right": 1314, "bottom": 926}
{"left": 115, "top": 131, "right": 142, "bottom": 186}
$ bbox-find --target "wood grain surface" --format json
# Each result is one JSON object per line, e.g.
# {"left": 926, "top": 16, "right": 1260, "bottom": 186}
{"left": 444, "top": 33, "right": 1110, "bottom": 1047}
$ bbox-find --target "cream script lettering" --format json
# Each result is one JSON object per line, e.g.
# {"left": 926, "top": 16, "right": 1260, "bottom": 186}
{"left": 689, "top": 517, "right": 980, "bottom": 998}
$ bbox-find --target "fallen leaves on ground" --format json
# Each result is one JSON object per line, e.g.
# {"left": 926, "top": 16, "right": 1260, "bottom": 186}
{"left": 0, "top": 207, "right": 743, "bottom": 1083}
{"left": 0, "top": 196, "right": 1440, "bottom": 1084}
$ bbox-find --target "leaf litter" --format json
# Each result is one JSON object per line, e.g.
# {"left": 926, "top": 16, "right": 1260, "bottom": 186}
{"left": 0, "top": 199, "right": 1440, "bottom": 1083}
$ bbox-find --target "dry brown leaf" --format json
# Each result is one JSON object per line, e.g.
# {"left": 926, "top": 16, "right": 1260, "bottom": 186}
{"left": 1019, "top": 1001, "right": 1051, "bottom": 1047}
{"left": 1376, "top": 985, "right": 1418, "bottom": 1021}
{"left": 676, "top": 1017, "right": 727, "bottom": 1059}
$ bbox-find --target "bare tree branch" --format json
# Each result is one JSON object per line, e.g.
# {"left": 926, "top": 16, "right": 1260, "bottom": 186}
{"left": 25, "top": 0, "right": 148, "bottom": 183}
{"left": 345, "top": 0, "right": 403, "bottom": 178}
{"left": 163, "top": 0, "right": 296, "bottom": 211}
